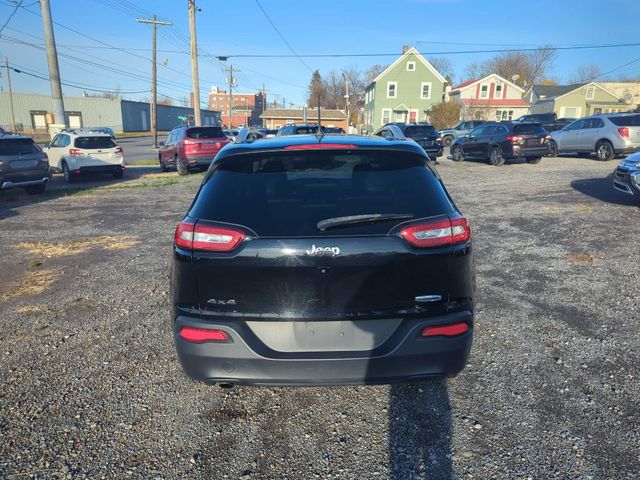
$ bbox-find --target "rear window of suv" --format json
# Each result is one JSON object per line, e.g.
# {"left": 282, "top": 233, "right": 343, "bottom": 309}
{"left": 74, "top": 136, "right": 117, "bottom": 149}
{"left": 513, "top": 124, "right": 547, "bottom": 135}
{"left": 404, "top": 126, "right": 437, "bottom": 138}
{"left": 0, "top": 139, "right": 40, "bottom": 155}
{"left": 186, "top": 127, "right": 225, "bottom": 138}
{"left": 609, "top": 115, "right": 640, "bottom": 127}
{"left": 190, "top": 150, "right": 454, "bottom": 237}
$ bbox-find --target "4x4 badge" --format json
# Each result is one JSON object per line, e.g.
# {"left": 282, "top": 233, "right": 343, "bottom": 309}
{"left": 306, "top": 245, "right": 341, "bottom": 256}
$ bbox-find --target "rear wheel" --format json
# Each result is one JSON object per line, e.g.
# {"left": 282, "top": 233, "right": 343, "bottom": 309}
{"left": 443, "top": 135, "right": 454, "bottom": 147}
{"left": 547, "top": 140, "right": 558, "bottom": 157}
{"left": 489, "top": 147, "right": 505, "bottom": 166}
{"left": 176, "top": 155, "right": 189, "bottom": 176}
{"left": 451, "top": 145, "right": 465, "bottom": 162}
{"left": 595, "top": 140, "right": 614, "bottom": 161}
{"left": 62, "top": 161, "right": 75, "bottom": 183}
{"left": 25, "top": 183, "right": 46, "bottom": 195}
{"left": 526, "top": 156, "right": 542, "bottom": 164}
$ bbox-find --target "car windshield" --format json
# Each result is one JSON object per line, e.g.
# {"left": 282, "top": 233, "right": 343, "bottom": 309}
{"left": 294, "top": 126, "right": 325, "bottom": 134}
{"left": 404, "top": 126, "right": 437, "bottom": 138}
{"left": 513, "top": 124, "right": 547, "bottom": 134}
{"left": 190, "top": 150, "right": 454, "bottom": 237}
{"left": 0, "top": 139, "right": 40, "bottom": 155}
{"left": 186, "top": 127, "right": 225, "bottom": 138}
{"left": 74, "top": 136, "right": 117, "bottom": 149}
{"left": 609, "top": 115, "right": 640, "bottom": 127}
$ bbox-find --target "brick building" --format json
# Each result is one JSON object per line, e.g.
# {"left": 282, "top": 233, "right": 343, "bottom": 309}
{"left": 260, "top": 108, "right": 348, "bottom": 131}
{"left": 207, "top": 86, "right": 265, "bottom": 128}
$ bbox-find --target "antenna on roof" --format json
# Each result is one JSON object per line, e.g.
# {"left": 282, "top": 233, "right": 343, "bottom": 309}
{"left": 316, "top": 93, "right": 325, "bottom": 141}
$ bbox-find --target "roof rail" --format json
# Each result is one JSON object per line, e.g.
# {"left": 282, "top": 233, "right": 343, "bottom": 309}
{"left": 235, "top": 126, "right": 266, "bottom": 144}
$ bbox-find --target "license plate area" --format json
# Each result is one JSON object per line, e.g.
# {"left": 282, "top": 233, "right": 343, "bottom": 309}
{"left": 11, "top": 160, "right": 38, "bottom": 169}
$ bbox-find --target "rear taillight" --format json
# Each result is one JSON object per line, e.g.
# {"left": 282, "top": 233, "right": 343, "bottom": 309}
{"left": 400, "top": 216, "right": 471, "bottom": 248}
{"left": 174, "top": 221, "right": 245, "bottom": 252}
{"left": 69, "top": 148, "right": 80, "bottom": 156}
{"left": 115, "top": 146, "right": 123, "bottom": 155}
{"left": 435, "top": 137, "right": 443, "bottom": 144}
{"left": 283, "top": 144, "right": 359, "bottom": 150}
{"left": 421, "top": 322, "right": 469, "bottom": 337}
{"left": 179, "top": 326, "right": 229, "bottom": 343}
{"left": 618, "top": 127, "right": 629, "bottom": 138}
{"left": 507, "top": 135, "right": 524, "bottom": 144}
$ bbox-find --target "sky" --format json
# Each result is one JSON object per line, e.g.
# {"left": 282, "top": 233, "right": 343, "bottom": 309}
{"left": 1, "top": 0, "right": 640, "bottom": 108}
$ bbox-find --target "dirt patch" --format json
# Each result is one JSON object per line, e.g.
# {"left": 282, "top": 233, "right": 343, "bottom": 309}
{"left": 15, "top": 305, "right": 47, "bottom": 314}
{"left": 575, "top": 203, "right": 595, "bottom": 213}
{"left": 15, "top": 235, "right": 139, "bottom": 258}
{"left": 567, "top": 253, "right": 596, "bottom": 265}
{"left": 0, "top": 269, "right": 62, "bottom": 302}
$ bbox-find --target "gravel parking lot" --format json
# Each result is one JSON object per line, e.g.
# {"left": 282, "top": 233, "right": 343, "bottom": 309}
{"left": 1, "top": 154, "right": 639, "bottom": 479}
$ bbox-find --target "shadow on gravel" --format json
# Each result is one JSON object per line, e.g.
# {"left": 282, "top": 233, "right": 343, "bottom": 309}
{"left": 388, "top": 381, "right": 452, "bottom": 479}
{"left": 571, "top": 174, "right": 639, "bottom": 206}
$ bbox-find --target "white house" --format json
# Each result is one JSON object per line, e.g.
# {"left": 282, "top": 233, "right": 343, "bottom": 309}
{"left": 449, "top": 74, "right": 529, "bottom": 121}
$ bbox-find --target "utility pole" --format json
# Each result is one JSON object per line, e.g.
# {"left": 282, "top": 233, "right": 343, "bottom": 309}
{"left": 4, "top": 57, "right": 16, "bottom": 132}
{"left": 224, "top": 65, "right": 238, "bottom": 128}
{"left": 137, "top": 16, "right": 173, "bottom": 148}
{"left": 261, "top": 83, "right": 267, "bottom": 127}
{"left": 40, "top": 0, "right": 67, "bottom": 129}
{"left": 345, "top": 78, "right": 350, "bottom": 129}
{"left": 187, "top": 0, "right": 201, "bottom": 126}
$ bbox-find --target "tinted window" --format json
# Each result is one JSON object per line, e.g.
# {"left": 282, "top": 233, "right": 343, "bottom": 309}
{"left": 0, "top": 139, "right": 40, "bottom": 155}
{"left": 190, "top": 150, "right": 454, "bottom": 237}
{"left": 294, "top": 126, "right": 325, "bottom": 135}
{"left": 609, "top": 115, "right": 640, "bottom": 127}
{"left": 566, "top": 120, "right": 586, "bottom": 131}
{"left": 74, "top": 136, "right": 117, "bottom": 149}
{"left": 513, "top": 124, "right": 547, "bottom": 135}
{"left": 404, "top": 126, "right": 436, "bottom": 138}
{"left": 186, "top": 127, "right": 225, "bottom": 138}
{"left": 469, "top": 126, "right": 487, "bottom": 136}
{"left": 585, "top": 118, "right": 604, "bottom": 129}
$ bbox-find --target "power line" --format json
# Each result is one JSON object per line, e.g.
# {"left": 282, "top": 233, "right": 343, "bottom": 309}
{"left": 253, "top": 0, "right": 312, "bottom": 72}
{"left": 595, "top": 55, "right": 640, "bottom": 80}
{"left": 0, "top": 0, "right": 22, "bottom": 36}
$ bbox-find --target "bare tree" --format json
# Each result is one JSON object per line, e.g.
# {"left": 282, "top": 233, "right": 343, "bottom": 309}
{"left": 429, "top": 57, "right": 455, "bottom": 84}
{"left": 158, "top": 95, "right": 173, "bottom": 106}
{"left": 527, "top": 45, "right": 557, "bottom": 86}
{"left": 324, "top": 70, "right": 344, "bottom": 108}
{"left": 463, "top": 61, "right": 490, "bottom": 82}
{"left": 364, "top": 64, "right": 387, "bottom": 84}
{"left": 568, "top": 64, "right": 602, "bottom": 84}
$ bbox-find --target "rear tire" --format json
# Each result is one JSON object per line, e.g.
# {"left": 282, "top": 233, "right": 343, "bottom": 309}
{"left": 25, "top": 183, "right": 46, "bottom": 195}
{"left": 489, "top": 147, "right": 505, "bottom": 166}
{"left": 526, "top": 156, "right": 542, "bottom": 164}
{"left": 443, "top": 135, "right": 454, "bottom": 147}
{"left": 62, "top": 161, "right": 75, "bottom": 183}
{"left": 176, "top": 155, "right": 188, "bottom": 176}
{"left": 547, "top": 140, "right": 558, "bottom": 157}
{"left": 451, "top": 145, "right": 465, "bottom": 162}
{"left": 595, "top": 140, "right": 614, "bottom": 161}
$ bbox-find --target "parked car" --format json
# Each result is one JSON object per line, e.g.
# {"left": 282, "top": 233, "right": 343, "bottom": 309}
{"left": 515, "top": 113, "right": 574, "bottom": 132}
{"left": 324, "top": 127, "right": 345, "bottom": 134}
{"left": 0, "top": 135, "right": 50, "bottom": 194}
{"left": 612, "top": 152, "right": 640, "bottom": 199}
{"left": 374, "top": 123, "right": 443, "bottom": 159}
{"left": 263, "top": 129, "right": 278, "bottom": 138}
{"left": 44, "top": 130, "right": 124, "bottom": 182}
{"left": 450, "top": 122, "right": 549, "bottom": 166}
{"left": 0, "top": 127, "right": 11, "bottom": 136}
{"left": 438, "top": 120, "right": 487, "bottom": 147}
{"left": 549, "top": 113, "right": 640, "bottom": 161}
{"left": 159, "top": 126, "right": 230, "bottom": 175}
{"left": 88, "top": 127, "right": 116, "bottom": 138}
{"left": 276, "top": 124, "right": 326, "bottom": 136}
{"left": 171, "top": 134, "right": 474, "bottom": 386}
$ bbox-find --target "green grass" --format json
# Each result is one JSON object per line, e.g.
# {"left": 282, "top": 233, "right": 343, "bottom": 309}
{"left": 126, "top": 159, "right": 159, "bottom": 166}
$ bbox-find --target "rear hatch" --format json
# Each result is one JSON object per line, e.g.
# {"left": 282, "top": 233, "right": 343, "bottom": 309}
{"left": 184, "top": 127, "right": 229, "bottom": 160}
{"left": 73, "top": 136, "right": 121, "bottom": 165}
{"left": 403, "top": 125, "right": 441, "bottom": 151}
{"left": 511, "top": 123, "right": 548, "bottom": 151}
{"left": 609, "top": 114, "right": 640, "bottom": 145}
{"left": 184, "top": 147, "right": 468, "bottom": 321}
{"left": 0, "top": 138, "right": 45, "bottom": 174}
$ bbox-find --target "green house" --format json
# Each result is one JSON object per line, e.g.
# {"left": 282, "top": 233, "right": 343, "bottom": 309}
{"left": 364, "top": 47, "right": 447, "bottom": 131}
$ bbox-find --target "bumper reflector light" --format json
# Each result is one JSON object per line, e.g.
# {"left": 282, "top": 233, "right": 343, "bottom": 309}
{"left": 179, "top": 327, "right": 229, "bottom": 343}
{"left": 421, "top": 322, "right": 469, "bottom": 337}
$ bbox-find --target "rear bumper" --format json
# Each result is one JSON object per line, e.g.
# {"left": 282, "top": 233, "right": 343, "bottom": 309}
{"left": 1, "top": 175, "right": 49, "bottom": 190}
{"left": 510, "top": 146, "right": 548, "bottom": 158}
{"left": 174, "top": 311, "right": 473, "bottom": 386}
{"left": 615, "top": 145, "right": 640, "bottom": 155}
{"left": 185, "top": 155, "right": 217, "bottom": 169}
{"left": 77, "top": 165, "right": 124, "bottom": 174}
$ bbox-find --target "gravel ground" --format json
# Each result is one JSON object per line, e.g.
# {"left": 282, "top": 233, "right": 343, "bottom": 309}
{"left": 0, "top": 154, "right": 639, "bottom": 479}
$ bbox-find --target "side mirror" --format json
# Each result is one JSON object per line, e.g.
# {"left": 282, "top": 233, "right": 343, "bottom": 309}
{"left": 158, "top": 141, "right": 165, "bottom": 147}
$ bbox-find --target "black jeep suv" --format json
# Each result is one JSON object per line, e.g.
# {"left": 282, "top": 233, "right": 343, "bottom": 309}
{"left": 171, "top": 133, "right": 474, "bottom": 386}
{"left": 375, "top": 123, "right": 444, "bottom": 159}
{"left": 450, "top": 122, "right": 549, "bottom": 166}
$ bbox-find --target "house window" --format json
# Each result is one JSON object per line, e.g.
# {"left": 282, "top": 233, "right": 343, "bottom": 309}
{"left": 586, "top": 86, "right": 595, "bottom": 100}
{"left": 420, "top": 82, "right": 431, "bottom": 100}
{"left": 480, "top": 84, "right": 489, "bottom": 99}
{"left": 496, "top": 110, "right": 514, "bottom": 121}
{"left": 495, "top": 84, "right": 503, "bottom": 99}
{"left": 387, "top": 82, "right": 397, "bottom": 98}
{"left": 382, "top": 108, "right": 391, "bottom": 124}
{"left": 406, "top": 61, "right": 415, "bottom": 72}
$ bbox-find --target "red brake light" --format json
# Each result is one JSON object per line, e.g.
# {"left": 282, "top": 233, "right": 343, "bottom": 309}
{"left": 69, "top": 148, "right": 80, "bottom": 156}
{"left": 507, "top": 135, "right": 524, "bottom": 144}
{"left": 283, "top": 144, "right": 359, "bottom": 150}
{"left": 421, "top": 322, "right": 469, "bottom": 337}
{"left": 179, "top": 326, "right": 229, "bottom": 343}
{"left": 400, "top": 216, "right": 471, "bottom": 248}
{"left": 115, "top": 146, "right": 123, "bottom": 155}
{"left": 174, "top": 221, "right": 245, "bottom": 252}
{"left": 618, "top": 127, "right": 629, "bottom": 138}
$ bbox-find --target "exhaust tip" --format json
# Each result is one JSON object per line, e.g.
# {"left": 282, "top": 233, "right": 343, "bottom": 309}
{"left": 218, "top": 383, "right": 235, "bottom": 389}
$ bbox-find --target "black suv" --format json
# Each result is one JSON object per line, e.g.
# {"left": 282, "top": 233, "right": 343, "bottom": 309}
{"left": 276, "top": 124, "right": 326, "bottom": 136}
{"left": 515, "top": 113, "right": 575, "bottom": 132}
{"left": 374, "top": 123, "right": 443, "bottom": 159}
{"left": 0, "top": 135, "right": 50, "bottom": 194}
{"left": 450, "top": 122, "right": 549, "bottom": 166}
{"left": 171, "top": 133, "right": 474, "bottom": 386}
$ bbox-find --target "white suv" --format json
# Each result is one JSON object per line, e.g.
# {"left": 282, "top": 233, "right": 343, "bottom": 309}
{"left": 44, "top": 130, "right": 125, "bottom": 182}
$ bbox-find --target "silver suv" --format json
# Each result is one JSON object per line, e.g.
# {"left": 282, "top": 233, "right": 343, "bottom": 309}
{"left": 549, "top": 113, "right": 640, "bottom": 160}
{"left": 0, "top": 135, "right": 50, "bottom": 194}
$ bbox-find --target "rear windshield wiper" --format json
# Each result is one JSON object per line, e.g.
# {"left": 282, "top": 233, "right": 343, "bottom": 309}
{"left": 317, "top": 213, "right": 415, "bottom": 231}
